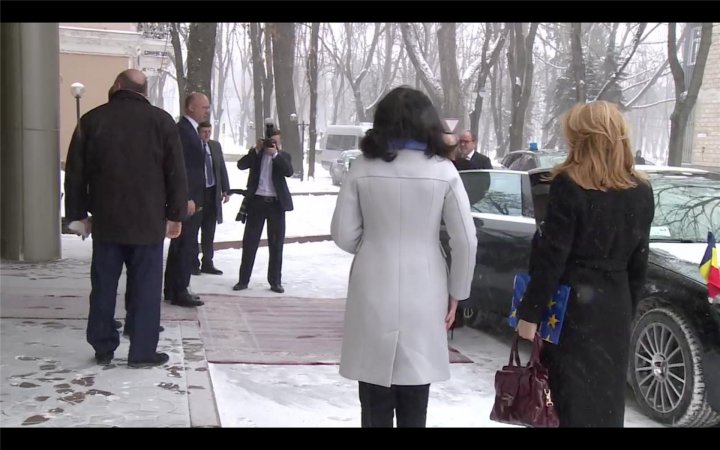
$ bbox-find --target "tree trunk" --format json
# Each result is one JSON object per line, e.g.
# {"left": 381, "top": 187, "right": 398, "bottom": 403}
{"left": 469, "top": 24, "right": 508, "bottom": 139}
{"left": 437, "top": 23, "right": 463, "bottom": 127}
{"left": 332, "top": 75, "right": 345, "bottom": 125}
{"left": 270, "top": 23, "right": 302, "bottom": 177}
{"left": 570, "top": 22, "right": 586, "bottom": 103}
{"left": 249, "top": 23, "right": 266, "bottom": 141}
{"left": 212, "top": 24, "right": 233, "bottom": 141}
{"left": 491, "top": 61, "right": 505, "bottom": 155}
{"left": 185, "top": 23, "right": 217, "bottom": 102}
{"left": 170, "top": 23, "right": 186, "bottom": 114}
{"left": 667, "top": 23, "right": 713, "bottom": 166}
{"left": 263, "top": 24, "right": 275, "bottom": 123}
{"left": 342, "top": 23, "right": 382, "bottom": 123}
{"left": 507, "top": 23, "right": 539, "bottom": 152}
{"left": 307, "top": 22, "right": 320, "bottom": 179}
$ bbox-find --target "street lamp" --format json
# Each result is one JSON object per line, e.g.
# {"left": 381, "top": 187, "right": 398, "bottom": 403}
{"left": 70, "top": 82, "right": 85, "bottom": 123}
{"left": 290, "top": 113, "right": 309, "bottom": 181}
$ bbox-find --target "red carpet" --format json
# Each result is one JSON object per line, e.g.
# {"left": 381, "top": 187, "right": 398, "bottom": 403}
{"left": 197, "top": 295, "right": 473, "bottom": 365}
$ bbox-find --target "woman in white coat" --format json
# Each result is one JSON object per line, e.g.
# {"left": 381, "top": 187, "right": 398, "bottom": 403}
{"left": 331, "top": 86, "right": 477, "bottom": 427}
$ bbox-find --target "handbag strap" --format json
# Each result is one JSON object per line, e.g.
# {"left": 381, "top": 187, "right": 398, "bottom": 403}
{"left": 529, "top": 333, "right": 544, "bottom": 366}
{"left": 508, "top": 335, "right": 522, "bottom": 366}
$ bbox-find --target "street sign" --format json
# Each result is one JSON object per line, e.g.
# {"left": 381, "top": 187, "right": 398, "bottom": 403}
{"left": 443, "top": 118, "right": 459, "bottom": 133}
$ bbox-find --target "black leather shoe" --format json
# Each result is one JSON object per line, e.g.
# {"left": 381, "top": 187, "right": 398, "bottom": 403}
{"left": 270, "top": 285, "right": 285, "bottom": 294}
{"left": 95, "top": 351, "right": 114, "bottom": 366}
{"left": 171, "top": 292, "right": 204, "bottom": 307}
{"left": 165, "top": 293, "right": 200, "bottom": 302}
{"left": 233, "top": 282, "right": 248, "bottom": 291}
{"left": 201, "top": 265, "right": 223, "bottom": 275}
{"left": 128, "top": 352, "right": 170, "bottom": 368}
{"left": 191, "top": 268, "right": 202, "bottom": 276}
{"left": 114, "top": 320, "right": 122, "bottom": 329}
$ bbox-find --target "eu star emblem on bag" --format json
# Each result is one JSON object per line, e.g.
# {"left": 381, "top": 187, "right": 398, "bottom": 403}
{"left": 507, "top": 272, "right": 570, "bottom": 344}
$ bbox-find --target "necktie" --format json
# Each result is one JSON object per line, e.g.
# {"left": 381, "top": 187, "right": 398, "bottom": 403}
{"left": 204, "top": 142, "right": 215, "bottom": 187}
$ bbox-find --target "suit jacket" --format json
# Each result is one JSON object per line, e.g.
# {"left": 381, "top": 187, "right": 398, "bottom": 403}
{"left": 237, "top": 147, "right": 294, "bottom": 212}
{"left": 206, "top": 139, "right": 230, "bottom": 224}
{"left": 178, "top": 117, "right": 206, "bottom": 209}
{"left": 64, "top": 90, "right": 188, "bottom": 245}
{"left": 454, "top": 151, "right": 493, "bottom": 170}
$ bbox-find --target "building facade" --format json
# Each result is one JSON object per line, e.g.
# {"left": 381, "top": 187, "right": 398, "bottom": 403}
{"left": 691, "top": 23, "right": 720, "bottom": 168}
{"left": 59, "top": 23, "right": 169, "bottom": 161}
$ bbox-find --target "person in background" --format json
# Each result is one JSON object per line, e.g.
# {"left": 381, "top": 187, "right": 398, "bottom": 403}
{"left": 64, "top": 69, "right": 187, "bottom": 367}
{"left": 634, "top": 150, "right": 646, "bottom": 165}
{"left": 454, "top": 130, "right": 492, "bottom": 170}
{"left": 331, "top": 86, "right": 477, "bottom": 427}
{"left": 516, "top": 101, "right": 654, "bottom": 427}
{"left": 233, "top": 128, "right": 294, "bottom": 294}
{"left": 163, "top": 93, "right": 210, "bottom": 308}
{"left": 194, "top": 121, "right": 230, "bottom": 275}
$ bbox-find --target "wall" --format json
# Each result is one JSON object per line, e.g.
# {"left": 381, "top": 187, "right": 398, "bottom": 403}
{"left": 59, "top": 53, "right": 128, "bottom": 160}
{"left": 691, "top": 23, "right": 720, "bottom": 168}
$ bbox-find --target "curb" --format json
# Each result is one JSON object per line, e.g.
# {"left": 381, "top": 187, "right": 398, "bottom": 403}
{"left": 213, "top": 234, "right": 332, "bottom": 250}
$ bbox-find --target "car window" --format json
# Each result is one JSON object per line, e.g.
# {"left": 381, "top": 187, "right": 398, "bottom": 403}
{"left": 459, "top": 172, "right": 523, "bottom": 217}
{"left": 509, "top": 154, "right": 536, "bottom": 171}
{"left": 325, "top": 134, "right": 358, "bottom": 151}
{"left": 648, "top": 172, "right": 720, "bottom": 243}
{"left": 536, "top": 154, "right": 566, "bottom": 168}
{"left": 501, "top": 153, "right": 520, "bottom": 168}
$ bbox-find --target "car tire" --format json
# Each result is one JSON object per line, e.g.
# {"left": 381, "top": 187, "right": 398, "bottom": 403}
{"left": 629, "top": 306, "right": 720, "bottom": 427}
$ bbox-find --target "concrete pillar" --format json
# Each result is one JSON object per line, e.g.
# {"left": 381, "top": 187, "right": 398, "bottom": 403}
{"left": 1, "top": 23, "right": 61, "bottom": 261}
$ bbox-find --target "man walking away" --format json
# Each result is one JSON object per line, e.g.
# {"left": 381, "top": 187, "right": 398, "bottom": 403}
{"left": 64, "top": 69, "right": 187, "bottom": 367}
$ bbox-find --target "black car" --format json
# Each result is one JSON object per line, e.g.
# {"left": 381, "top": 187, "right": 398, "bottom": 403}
{"left": 450, "top": 167, "right": 720, "bottom": 427}
{"left": 500, "top": 149, "right": 567, "bottom": 171}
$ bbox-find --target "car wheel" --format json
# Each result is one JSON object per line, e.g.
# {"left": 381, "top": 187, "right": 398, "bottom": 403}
{"left": 629, "top": 306, "right": 720, "bottom": 427}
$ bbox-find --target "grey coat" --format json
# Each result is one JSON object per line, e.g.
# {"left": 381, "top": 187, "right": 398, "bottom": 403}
{"left": 331, "top": 149, "right": 477, "bottom": 387}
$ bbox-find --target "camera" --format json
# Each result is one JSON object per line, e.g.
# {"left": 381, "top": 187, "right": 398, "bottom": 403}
{"left": 263, "top": 118, "right": 275, "bottom": 148}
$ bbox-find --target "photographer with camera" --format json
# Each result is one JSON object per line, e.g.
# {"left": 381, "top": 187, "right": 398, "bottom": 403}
{"left": 233, "top": 120, "right": 294, "bottom": 294}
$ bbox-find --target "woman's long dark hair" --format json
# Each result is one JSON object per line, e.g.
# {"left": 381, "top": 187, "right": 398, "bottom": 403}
{"left": 361, "top": 86, "right": 450, "bottom": 162}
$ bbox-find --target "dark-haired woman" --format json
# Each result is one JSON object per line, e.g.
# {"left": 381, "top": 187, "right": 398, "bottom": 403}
{"left": 331, "top": 86, "right": 477, "bottom": 427}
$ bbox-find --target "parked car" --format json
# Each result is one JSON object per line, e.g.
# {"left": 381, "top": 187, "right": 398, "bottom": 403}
{"left": 446, "top": 166, "right": 720, "bottom": 427}
{"left": 500, "top": 149, "right": 567, "bottom": 171}
{"left": 329, "top": 149, "right": 362, "bottom": 186}
{"left": 319, "top": 124, "right": 371, "bottom": 170}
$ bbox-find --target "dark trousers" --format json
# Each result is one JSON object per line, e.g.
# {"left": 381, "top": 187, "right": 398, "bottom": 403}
{"left": 196, "top": 186, "right": 218, "bottom": 269}
{"left": 87, "top": 241, "right": 163, "bottom": 361}
{"left": 238, "top": 195, "right": 286, "bottom": 286}
{"left": 358, "top": 381, "right": 430, "bottom": 428}
{"left": 164, "top": 210, "right": 203, "bottom": 298}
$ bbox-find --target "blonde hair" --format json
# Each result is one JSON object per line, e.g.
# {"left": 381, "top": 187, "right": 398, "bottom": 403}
{"left": 552, "top": 101, "right": 645, "bottom": 191}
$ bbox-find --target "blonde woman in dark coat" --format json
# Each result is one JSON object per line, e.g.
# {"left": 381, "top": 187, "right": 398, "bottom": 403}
{"left": 516, "top": 101, "right": 654, "bottom": 427}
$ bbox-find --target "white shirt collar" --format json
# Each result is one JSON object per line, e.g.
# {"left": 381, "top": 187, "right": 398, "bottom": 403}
{"left": 465, "top": 149, "right": 476, "bottom": 160}
{"left": 184, "top": 115, "right": 199, "bottom": 132}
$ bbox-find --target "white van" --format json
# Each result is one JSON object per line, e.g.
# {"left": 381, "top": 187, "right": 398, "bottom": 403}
{"left": 319, "top": 124, "right": 371, "bottom": 170}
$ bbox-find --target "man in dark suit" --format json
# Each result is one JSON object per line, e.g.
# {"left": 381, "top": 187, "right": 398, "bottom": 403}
{"left": 194, "top": 121, "right": 230, "bottom": 275}
{"left": 65, "top": 69, "right": 187, "bottom": 367}
{"left": 233, "top": 128, "right": 294, "bottom": 293}
{"left": 455, "top": 130, "right": 493, "bottom": 170}
{"left": 163, "top": 93, "right": 210, "bottom": 308}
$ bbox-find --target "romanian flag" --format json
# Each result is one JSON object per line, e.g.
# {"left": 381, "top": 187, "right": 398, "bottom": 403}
{"left": 508, "top": 272, "right": 571, "bottom": 344}
{"left": 699, "top": 231, "right": 720, "bottom": 299}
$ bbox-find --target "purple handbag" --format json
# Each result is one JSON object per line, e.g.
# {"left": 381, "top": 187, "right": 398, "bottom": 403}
{"left": 490, "top": 334, "right": 560, "bottom": 428}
